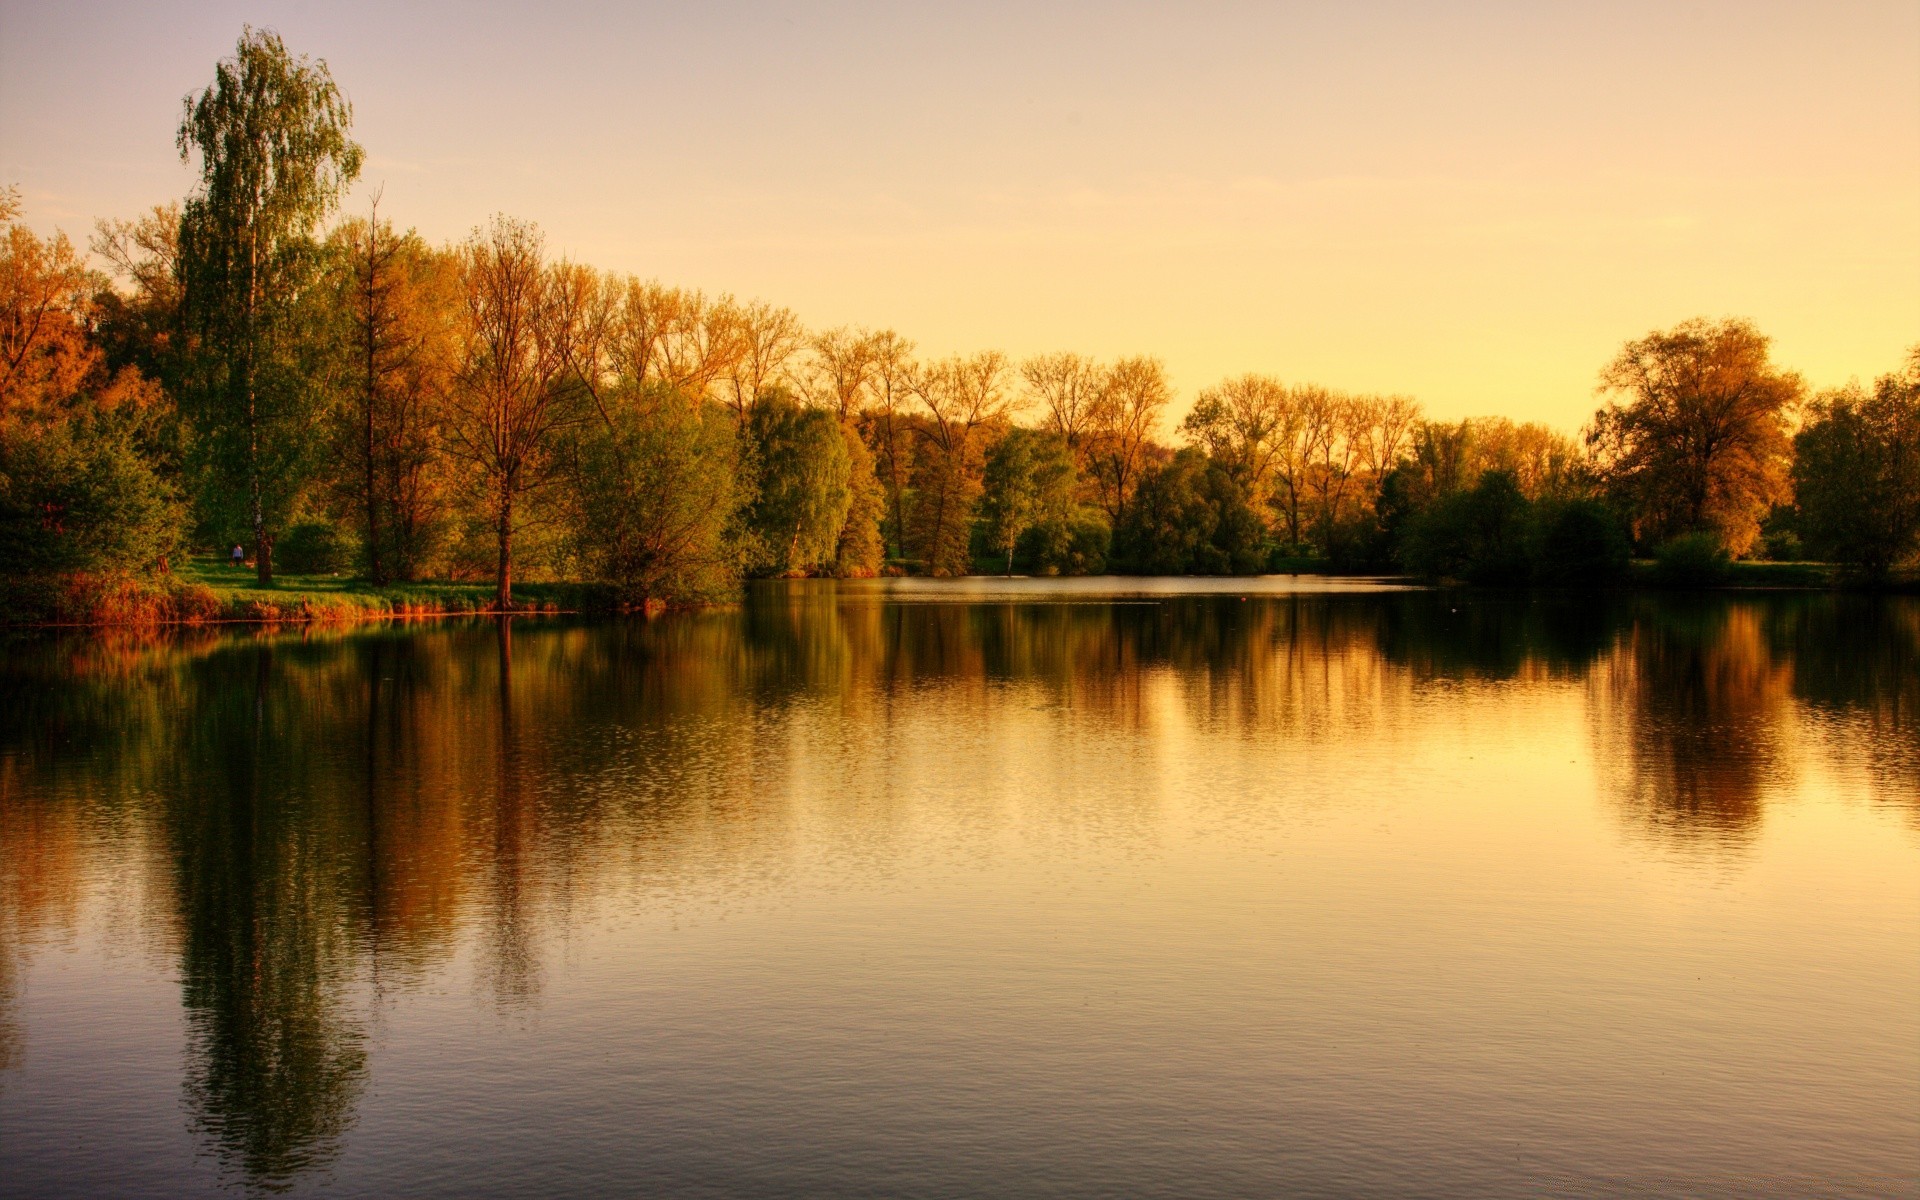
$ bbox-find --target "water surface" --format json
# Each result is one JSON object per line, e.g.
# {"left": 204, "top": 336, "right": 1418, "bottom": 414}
{"left": 1, "top": 581, "right": 1915, "bottom": 1197}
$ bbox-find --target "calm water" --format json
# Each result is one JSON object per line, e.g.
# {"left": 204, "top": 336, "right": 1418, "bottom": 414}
{"left": 1, "top": 580, "right": 1915, "bottom": 1198}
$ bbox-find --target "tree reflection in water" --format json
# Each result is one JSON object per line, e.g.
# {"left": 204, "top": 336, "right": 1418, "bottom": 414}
{"left": 0, "top": 587, "right": 1913, "bottom": 1189}
{"left": 169, "top": 644, "right": 368, "bottom": 1189}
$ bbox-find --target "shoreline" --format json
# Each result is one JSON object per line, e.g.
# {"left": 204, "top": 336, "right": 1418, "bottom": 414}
{"left": 5, "top": 561, "right": 1913, "bottom": 632}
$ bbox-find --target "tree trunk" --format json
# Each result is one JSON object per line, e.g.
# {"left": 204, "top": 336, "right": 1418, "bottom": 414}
{"left": 495, "top": 492, "right": 514, "bottom": 610}
{"left": 246, "top": 223, "right": 271, "bottom": 587}
{"left": 364, "top": 222, "right": 386, "bottom": 586}
{"left": 252, "top": 464, "right": 271, "bottom": 586}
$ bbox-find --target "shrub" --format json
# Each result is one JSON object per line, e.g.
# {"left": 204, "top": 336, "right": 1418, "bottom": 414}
{"left": 1652, "top": 531, "right": 1731, "bottom": 587}
{"left": 1018, "top": 514, "right": 1110, "bottom": 575}
{"left": 274, "top": 518, "right": 353, "bottom": 576}
{"left": 1532, "top": 498, "right": 1630, "bottom": 586}
{"left": 1112, "top": 449, "right": 1264, "bottom": 575}
{"left": 0, "top": 413, "right": 183, "bottom": 575}
{"left": 276, "top": 521, "right": 352, "bottom": 574}
{"left": 570, "top": 391, "right": 747, "bottom": 607}
{"left": 1398, "top": 470, "right": 1532, "bottom": 584}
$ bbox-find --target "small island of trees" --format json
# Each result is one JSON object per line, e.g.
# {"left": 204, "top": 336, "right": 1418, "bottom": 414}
{"left": 3, "top": 29, "right": 1916, "bottom": 624}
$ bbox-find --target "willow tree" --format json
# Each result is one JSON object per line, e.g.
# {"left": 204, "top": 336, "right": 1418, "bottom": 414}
{"left": 177, "top": 27, "right": 362, "bottom": 583}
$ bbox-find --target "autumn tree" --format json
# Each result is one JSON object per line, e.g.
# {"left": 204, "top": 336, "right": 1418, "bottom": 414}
{"left": 862, "top": 330, "right": 917, "bottom": 559}
{"left": 908, "top": 351, "right": 1012, "bottom": 575}
{"left": 176, "top": 27, "right": 363, "bottom": 583}
{"left": 1793, "top": 349, "right": 1920, "bottom": 578}
{"left": 799, "top": 327, "right": 879, "bottom": 419}
{"left": 1022, "top": 352, "right": 1106, "bottom": 468}
{"left": 1589, "top": 318, "right": 1800, "bottom": 555}
{"left": 1, "top": 194, "right": 97, "bottom": 423}
{"left": 91, "top": 203, "right": 185, "bottom": 399}
{"left": 327, "top": 203, "right": 458, "bottom": 583}
{"left": 722, "top": 300, "right": 803, "bottom": 421}
{"left": 590, "top": 281, "right": 743, "bottom": 399}
{"left": 1180, "top": 374, "right": 1292, "bottom": 525}
{"left": 444, "top": 217, "right": 583, "bottom": 607}
{"left": 1087, "top": 355, "right": 1169, "bottom": 524}
{"left": 0, "top": 189, "right": 182, "bottom": 583}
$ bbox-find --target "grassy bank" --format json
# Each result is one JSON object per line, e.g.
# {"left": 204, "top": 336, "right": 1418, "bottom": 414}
{"left": 1621, "top": 560, "right": 1920, "bottom": 590}
{"left": 2, "top": 559, "right": 610, "bottom": 628}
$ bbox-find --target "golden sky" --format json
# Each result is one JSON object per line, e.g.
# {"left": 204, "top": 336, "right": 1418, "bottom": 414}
{"left": 3, "top": 1, "right": 1915, "bottom": 431}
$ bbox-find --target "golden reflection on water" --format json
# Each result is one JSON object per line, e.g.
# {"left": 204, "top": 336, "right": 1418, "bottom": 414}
{"left": 0, "top": 586, "right": 1915, "bottom": 1196}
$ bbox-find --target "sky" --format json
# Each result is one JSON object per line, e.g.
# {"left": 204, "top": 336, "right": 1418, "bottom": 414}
{"left": 2, "top": 0, "right": 1916, "bottom": 431}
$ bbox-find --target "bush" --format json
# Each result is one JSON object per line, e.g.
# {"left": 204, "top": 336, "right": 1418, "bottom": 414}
{"left": 1017, "top": 514, "right": 1109, "bottom": 575}
{"left": 1111, "top": 449, "right": 1264, "bottom": 575}
{"left": 1792, "top": 364, "right": 1920, "bottom": 579}
{"left": 570, "top": 391, "right": 747, "bottom": 607}
{"left": 1532, "top": 498, "right": 1630, "bottom": 586}
{"left": 1652, "top": 531, "right": 1731, "bottom": 587}
{"left": 1398, "top": 470, "right": 1532, "bottom": 584}
{"left": 0, "top": 413, "right": 182, "bottom": 575}
{"left": 276, "top": 521, "right": 352, "bottom": 574}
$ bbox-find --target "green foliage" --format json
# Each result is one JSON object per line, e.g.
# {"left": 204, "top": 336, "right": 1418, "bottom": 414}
{"left": 1755, "top": 505, "right": 1803, "bottom": 563}
{"left": 1399, "top": 470, "right": 1533, "bottom": 584}
{"left": 1652, "top": 531, "right": 1732, "bottom": 587}
{"left": 906, "top": 434, "right": 985, "bottom": 577}
{"left": 570, "top": 391, "right": 746, "bottom": 606}
{"left": 0, "top": 410, "right": 183, "bottom": 576}
{"left": 276, "top": 520, "right": 351, "bottom": 575}
{"left": 1531, "top": 497, "right": 1631, "bottom": 586}
{"left": 175, "top": 27, "right": 363, "bottom": 582}
{"left": 1016, "top": 514, "right": 1110, "bottom": 575}
{"left": 744, "top": 391, "right": 851, "bottom": 576}
{"left": 1112, "top": 449, "right": 1265, "bottom": 574}
{"left": 979, "top": 428, "right": 1079, "bottom": 573}
{"left": 833, "top": 418, "right": 886, "bottom": 576}
{"left": 1397, "top": 474, "right": 1629, "bottom": 586}
{"left": 1792, "top": 356, "right": 1920, "bottom": 579}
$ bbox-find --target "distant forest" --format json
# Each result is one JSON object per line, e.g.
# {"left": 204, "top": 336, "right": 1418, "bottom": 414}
{"left": 3, "top": 29, "right": 1916, "bottom": 617}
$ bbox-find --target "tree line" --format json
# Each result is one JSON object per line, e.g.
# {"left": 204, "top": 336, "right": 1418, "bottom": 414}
{"left": 3, "top": 28, "right": 1916, "bottom": 615}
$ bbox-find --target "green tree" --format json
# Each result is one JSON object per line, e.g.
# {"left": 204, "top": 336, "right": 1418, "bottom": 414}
{"left": 1111, "top": 448, "right": 1264, "bottom": 575}
{"left": 1793, "top": 349, "right": 1920, "bottom": 579}
{"left": 176, "top": 27, "right": 363, "bottom": 584}
{"left": 0, "top": 409, "right": 183, "bottom": 578}
{"left": 1589, "top": 318, "right": 1800, "bottom": 556}
{"left": 744, "top": 390, "right": 852, "bottom": 576}
{"left": 1398, "top": 470, "right": 1534, "bottom": 584}
{"left": 834, "top": 418, "right": 886, "bottom": 577}
{"left": 570, "top": 388, "right": 746, "bottom": 606}
{"left": 979, "top": 427, "right": 1076, "bottom": 574}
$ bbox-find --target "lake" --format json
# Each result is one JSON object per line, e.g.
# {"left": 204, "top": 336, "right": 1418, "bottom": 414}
{"left": 1, "top": 579, "right": 1915, "bottom": 1198}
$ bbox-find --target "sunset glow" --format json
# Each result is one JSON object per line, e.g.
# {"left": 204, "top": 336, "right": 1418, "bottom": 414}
{"left": 4, "top": 1, "right": 1915, "bottom": 430}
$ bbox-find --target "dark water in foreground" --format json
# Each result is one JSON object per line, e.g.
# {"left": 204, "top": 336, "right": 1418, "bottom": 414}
{"left": 0, "top": 579, "right": 1915, "bottom": 1198}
